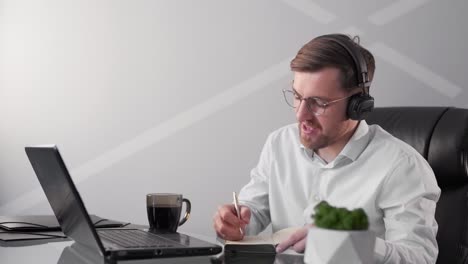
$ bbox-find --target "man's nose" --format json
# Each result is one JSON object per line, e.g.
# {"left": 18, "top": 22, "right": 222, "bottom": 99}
{"left": 296, "top": 100, "right": 314, "bottom": 122}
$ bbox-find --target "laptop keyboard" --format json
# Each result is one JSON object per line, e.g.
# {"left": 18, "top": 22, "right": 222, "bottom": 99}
{"left": 98, "top": 229, "right": 181, "bottom": 249}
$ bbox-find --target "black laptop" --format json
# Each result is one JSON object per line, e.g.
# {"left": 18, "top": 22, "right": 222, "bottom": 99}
{"left": 25, "top": 145, "right": 222, "bottom": 260}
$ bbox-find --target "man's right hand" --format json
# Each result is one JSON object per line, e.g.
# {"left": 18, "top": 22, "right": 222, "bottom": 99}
{"left": 213, "top": 204, "right": 251, "bottom": 241}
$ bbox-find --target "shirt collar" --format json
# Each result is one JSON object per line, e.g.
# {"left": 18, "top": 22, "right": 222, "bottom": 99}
{"left": 339, "top": 120, "right": 370, "bottom": 161}
{"left": 300, "top": 120, "right": 370, "bottom": 165}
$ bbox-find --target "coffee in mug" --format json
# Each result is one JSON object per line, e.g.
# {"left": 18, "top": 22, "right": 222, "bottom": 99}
{"left": 146, "top": 193, "right": 191, "bottom": 232}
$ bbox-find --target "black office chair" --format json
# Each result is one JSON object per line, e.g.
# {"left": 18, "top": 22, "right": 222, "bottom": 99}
{"left": 366, "top": 107, "right": 468, "bottom": 264}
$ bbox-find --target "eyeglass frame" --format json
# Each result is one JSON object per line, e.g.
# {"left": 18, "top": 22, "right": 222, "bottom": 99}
{"left": 282, "top": 88, "right": 355, "bottom": 116}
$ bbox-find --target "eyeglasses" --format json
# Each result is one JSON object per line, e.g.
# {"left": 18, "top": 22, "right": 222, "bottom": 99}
{"left": 282, "top": 89, "right": 353, "bottom": 116}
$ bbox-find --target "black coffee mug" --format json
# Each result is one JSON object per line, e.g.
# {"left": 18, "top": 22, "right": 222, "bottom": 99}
{"left": 146, "top": 193, "right": 191, "bottom": 232}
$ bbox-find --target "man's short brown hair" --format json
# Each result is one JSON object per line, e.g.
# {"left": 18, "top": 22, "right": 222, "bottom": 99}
{"left": 290, "top": 34, "right": 375, "bottom": 92}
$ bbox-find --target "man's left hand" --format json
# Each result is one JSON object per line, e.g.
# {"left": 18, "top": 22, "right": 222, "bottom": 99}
{"left": 275, "top": 224, "right": 313, "bottom": 253}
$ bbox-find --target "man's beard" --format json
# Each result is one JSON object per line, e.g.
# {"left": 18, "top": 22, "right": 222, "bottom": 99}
{"left": 299, "top": 123, "right": 329, "bottom": 150}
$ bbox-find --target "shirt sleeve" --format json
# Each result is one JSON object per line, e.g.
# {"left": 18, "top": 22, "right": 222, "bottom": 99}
{"left": 375, "top": 153, "right": 441, "bottom": 264}
{"left": 238, "top": 134, "right": 273, "bottom": 235}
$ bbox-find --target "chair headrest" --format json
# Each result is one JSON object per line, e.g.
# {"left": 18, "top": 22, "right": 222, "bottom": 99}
{"left": 366, "top": 107, "right": 468, "bottom": 189}
{"left": 427, "top": 108, "right": 468, "bottom": 188}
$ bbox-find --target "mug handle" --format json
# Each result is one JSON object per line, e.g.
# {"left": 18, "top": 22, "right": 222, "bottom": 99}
{"left": 178, "top": 198, "right": 191, "bottom": 226}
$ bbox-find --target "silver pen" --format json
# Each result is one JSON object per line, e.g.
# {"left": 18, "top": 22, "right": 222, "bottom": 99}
{"left": 232, "top": 191, "right": 244, "bottom": 236}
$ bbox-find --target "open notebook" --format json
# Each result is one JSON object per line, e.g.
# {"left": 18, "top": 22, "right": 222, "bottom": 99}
{"left": 223, "top": 227, "right": 301, "bottom": 254}
{"left": 0, "top": 215, "right": 128, "bottom": 244}
{"left": 0, "top": 215, "right": 127, "bottom": 232}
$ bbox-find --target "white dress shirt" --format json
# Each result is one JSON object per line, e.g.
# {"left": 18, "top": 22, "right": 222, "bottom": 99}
{"left": 238, "top": 120, "right": 441, "bottom": 263}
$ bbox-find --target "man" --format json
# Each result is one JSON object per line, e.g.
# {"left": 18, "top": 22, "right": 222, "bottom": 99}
{"left": 213, "top": 34, "right": 440, "bottom": 263}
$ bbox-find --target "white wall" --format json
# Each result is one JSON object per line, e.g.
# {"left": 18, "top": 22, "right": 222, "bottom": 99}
{"left": 1, "top": 0, "right": 467, "bottom": 237}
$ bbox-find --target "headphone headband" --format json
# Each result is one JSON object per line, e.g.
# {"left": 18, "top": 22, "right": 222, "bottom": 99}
{"left": 314, "top": 34, "right": 371, "bottom": 93}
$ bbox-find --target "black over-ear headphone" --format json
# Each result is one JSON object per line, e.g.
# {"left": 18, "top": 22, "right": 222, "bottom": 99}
{"left": 315, "top": 34, "right": 375, "bottom": 120}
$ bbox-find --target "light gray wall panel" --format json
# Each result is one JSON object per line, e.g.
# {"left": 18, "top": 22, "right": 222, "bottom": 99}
{"left": 1, "top": 0, "right": 467, "bottom": 236}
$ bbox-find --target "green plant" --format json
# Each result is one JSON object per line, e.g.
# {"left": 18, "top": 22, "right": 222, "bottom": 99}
{"left": 313, "top": 201, "right": 369, "bottom": 230}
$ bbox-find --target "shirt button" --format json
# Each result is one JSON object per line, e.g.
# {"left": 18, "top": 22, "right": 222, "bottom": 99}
{"left": 314, "top": 195, "right": 321, "bottom": 201}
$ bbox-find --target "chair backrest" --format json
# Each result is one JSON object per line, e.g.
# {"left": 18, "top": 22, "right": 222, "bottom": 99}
{"left": 366, "top": 107, "right": 468, "bottom": 264}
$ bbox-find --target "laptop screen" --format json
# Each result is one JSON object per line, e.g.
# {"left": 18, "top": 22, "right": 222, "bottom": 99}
{"left": 25, "top": 145, "right": 105, "bottom": 253}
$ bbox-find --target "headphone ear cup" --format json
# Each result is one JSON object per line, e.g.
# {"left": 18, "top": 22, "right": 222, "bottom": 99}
{"left": 347, "top": 94, "right": 375, "bottom": 120}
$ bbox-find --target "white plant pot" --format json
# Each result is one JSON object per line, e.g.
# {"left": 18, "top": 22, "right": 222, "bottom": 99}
{"left": 304, "top": 227, "right": 376, "bottom": 264}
